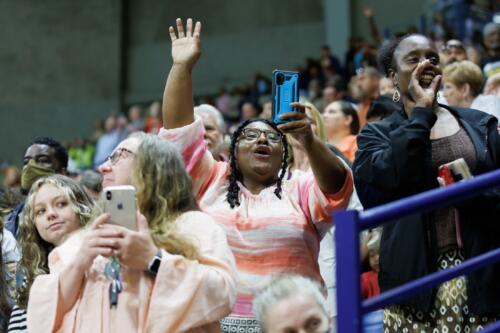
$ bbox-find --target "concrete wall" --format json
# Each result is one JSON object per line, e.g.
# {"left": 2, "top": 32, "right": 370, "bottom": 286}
{"left": 350, "top": 0, "right": 427, "bottom": 42}
{"left": 125, "top": 0, "right": 325, "bottom": 102}
{"left": 0, "top": 1, "right": 122, "bottom": 164}
{"left": 0, "top": 0, "right": 429, "bottom": 165}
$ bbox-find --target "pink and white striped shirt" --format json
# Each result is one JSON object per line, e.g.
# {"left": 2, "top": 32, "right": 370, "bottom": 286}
{"left": 159, "top": 118, "right": 353, "bottom": 319}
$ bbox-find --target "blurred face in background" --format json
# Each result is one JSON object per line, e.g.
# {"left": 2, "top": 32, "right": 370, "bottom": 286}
{"left": 368, "top": 249, "right": 380, "bottom": 273}
{"left": 484, "top": 73, "right": 500, "bottom": 96}
{"left": 104, "top": 116, "right": 117, "bottom": 133}
{"left": 264, "top": 294, "right": 330, "bottom": 333}
{"left": 323, "top": 102, "right": 352, "bottom": 135}
{"left": 378, "top": 77, "right": 396, "bottom": 96}
{"left": 259, "top": 101, "right": 272, "bottom": 120}
{"left": 128, "top": 105, "right": 142, "bottom": 121}
{"left": 442, "top": 79, "right": 464, "bottom": 106}
{"left": 356, "top": 70, "right": 380, "bottom": 100}
{"left": 322, "top": 86, "right": 337, "bottom": 108}
{"left": 241, "top": 102, "right": 259, "bottom": 120}
{"left": 443, "top": 40, "right": 467, "bottom": 64}
{"left": 199, "top": 111, "right": 223, "bottom": 153}
{"left": 483, "top": 24, "right": 500, "bottom": 53}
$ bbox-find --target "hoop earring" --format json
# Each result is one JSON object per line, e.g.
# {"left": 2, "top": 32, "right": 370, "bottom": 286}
{"left": 392, "top": 89, "right": 401, "bottom": 103}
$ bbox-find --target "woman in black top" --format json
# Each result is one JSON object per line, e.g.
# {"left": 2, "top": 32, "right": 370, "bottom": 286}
{"left": 353, "top": 34, "right": 500, "bottom": 332}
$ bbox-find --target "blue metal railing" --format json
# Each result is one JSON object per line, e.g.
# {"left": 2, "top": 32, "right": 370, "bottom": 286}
{"left": 335, "top": 168, "right": 500, "bottom": 333}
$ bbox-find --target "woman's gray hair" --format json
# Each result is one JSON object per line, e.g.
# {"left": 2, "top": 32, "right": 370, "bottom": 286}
{"left": 194, "top": 104, "right": 226, "bottom": 133}
{"left": 252, "top": 275, "right": 328, "bottom": 331}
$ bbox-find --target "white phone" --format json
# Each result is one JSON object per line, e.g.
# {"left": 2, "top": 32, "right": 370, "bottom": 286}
{"left": 102, "top": 185, "right": 137, "bottom": 230}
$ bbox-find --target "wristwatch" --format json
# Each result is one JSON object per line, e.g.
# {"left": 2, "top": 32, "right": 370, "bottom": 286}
{"left": 145, "top": 249, "right": 162, "bottom": 277}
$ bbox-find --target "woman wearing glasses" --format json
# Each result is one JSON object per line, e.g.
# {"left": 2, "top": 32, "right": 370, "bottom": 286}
{"left": 160, "top": 19, "right": 353, "bottom": 332}
{"left": 26, "top": 134, "right": 237, "bottom": 333}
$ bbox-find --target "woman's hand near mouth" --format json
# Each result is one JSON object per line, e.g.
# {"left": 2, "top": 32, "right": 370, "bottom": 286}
{"left": 409, "top": 59, "right": 442, "bottom": 109}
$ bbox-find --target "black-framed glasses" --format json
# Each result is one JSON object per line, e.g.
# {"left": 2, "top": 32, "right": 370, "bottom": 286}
{"left": 104, "top": 147, "right": 135, "bottom": 165}
{"left": 240, "top": 128, "right": 282, "bottom": 143}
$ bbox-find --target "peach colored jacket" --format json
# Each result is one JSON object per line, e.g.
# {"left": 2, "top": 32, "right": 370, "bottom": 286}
{"left": 27, "top": 211, "right": 237, "bottom": 333}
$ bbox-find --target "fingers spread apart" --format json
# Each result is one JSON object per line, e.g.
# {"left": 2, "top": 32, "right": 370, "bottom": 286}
{"left": 169, "top": 18, "right": 202, "bottom": 41}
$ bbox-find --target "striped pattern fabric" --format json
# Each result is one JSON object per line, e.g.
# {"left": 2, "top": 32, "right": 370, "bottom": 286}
{"left": 7, "top": 306, "right": 27, "bottom": 333}
{"left": 159, "top": 118, "right": 353, "bottom": 321}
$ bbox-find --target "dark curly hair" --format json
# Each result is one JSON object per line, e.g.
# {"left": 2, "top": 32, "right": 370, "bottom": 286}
{"left": 29, "top": 136, "right": 68, "bottom": 171}
{"left": 227, "top": 119, "right": 289, "bottom": 208}
{"left": 377, "top": 33, "right": 415, "bottom": 76}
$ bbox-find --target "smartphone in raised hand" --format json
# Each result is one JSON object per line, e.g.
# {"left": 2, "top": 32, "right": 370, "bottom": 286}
{"left": 102, "top": 185, "right": 137, "bottom": 230}
{"left": 272, "top": 69, "right": 299, "bottom": 124}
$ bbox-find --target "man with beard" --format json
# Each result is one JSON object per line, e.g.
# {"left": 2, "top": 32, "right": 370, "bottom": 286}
{"left": 355, "top": 66, "right": 381, "bottom": 128}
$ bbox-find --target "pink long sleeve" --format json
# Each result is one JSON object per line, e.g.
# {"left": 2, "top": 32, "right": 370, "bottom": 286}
{"left": 146, "top": 211, "right": 237, "bottom": 332}
{"left": 27, "top": 211, "right": 237, "bottom": 333}
{"left": 158, "top": 118, "right": 228, "bottom": 201}
{"left": 292, "top": 168, "right": 353, "bottom": 233}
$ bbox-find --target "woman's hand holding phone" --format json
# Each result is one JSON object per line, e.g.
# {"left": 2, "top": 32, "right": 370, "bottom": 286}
{"left": 76, "top": 210, "right": 158, "bottom": 272}
{"left": 277, "top": 102, "right": 315, "bottom": 147}
{"left": 74, "top": 214, "right": 120, "bottom": 272}
{"left": 110, "top": 211, "right": 159, "bottom": 271}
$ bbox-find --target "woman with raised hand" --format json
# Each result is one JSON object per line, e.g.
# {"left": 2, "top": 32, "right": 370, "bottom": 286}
{"left": 353, "top": 34, "right": 500, "bottom": 332}
{"left": 9, "top": 175, "right": 95, "bottom": 333}
{"left": 161, "top": 18, "right": 353, "bottom": 332}
{"left": 27, "top": 133, "right": 237, "bottom": 333}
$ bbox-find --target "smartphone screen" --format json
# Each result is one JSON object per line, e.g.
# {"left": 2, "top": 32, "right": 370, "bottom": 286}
{"left": 102, "top": 185, "right": 137, "bottom": 230}
{"left": 272, "top": 69, "right": 299, "bottom": 124}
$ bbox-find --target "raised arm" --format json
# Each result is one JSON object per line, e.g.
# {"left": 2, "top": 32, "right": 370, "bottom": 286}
{"left": 279, "top": 104, "right": 348, "bottom": 194}
{"left": 163, "top": 18, "right": 202, "bottom": 129}
{"left": 363, "top": 6, "right": 383, "bottom": 46}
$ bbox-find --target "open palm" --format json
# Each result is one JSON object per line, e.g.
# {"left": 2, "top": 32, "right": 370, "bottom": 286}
{"left": 169, "top": 18, "right": 201, "bottom": 67}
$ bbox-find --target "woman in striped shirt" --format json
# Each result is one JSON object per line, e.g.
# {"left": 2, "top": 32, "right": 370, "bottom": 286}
{"left": 162, "top": 18, "right": 354, "bottom": 332}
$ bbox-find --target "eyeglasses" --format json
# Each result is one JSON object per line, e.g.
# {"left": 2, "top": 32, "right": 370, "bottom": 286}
{"left": 443, "top": 42, "right": 465, "bottom": 51}
{"left": 104, "top": 147, "right": 135, "bottom": 165}
{"left": 240, "top": 128, "right": 282, "bottom": 143}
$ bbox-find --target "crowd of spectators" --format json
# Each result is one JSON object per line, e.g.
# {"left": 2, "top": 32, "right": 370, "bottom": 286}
{"left": 1, "top": 3, "right": 500, "bottom": 333}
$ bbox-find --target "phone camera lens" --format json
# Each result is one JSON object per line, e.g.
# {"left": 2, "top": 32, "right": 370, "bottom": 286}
{"left": 276, "top": 73, "right": 285, "bottom": 85}
{"left": 106, "top": 191, "right": 112, "bottom": 200}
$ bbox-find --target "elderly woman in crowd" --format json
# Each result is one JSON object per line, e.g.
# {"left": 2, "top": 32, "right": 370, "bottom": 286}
{"left": 443, "top": 60, "right": 500, "bottom": 124}
{"left": 253, "top": 275, "right": 331, "bottom": 333}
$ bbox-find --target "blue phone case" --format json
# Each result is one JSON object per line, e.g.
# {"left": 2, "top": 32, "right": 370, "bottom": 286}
{"left": 272, "top": 70, "right": 299, "bottom": 124}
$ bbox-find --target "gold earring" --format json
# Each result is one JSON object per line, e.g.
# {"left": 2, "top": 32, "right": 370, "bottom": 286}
{"left": 392, "top": 89, "right": 401, "bottom": 103}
